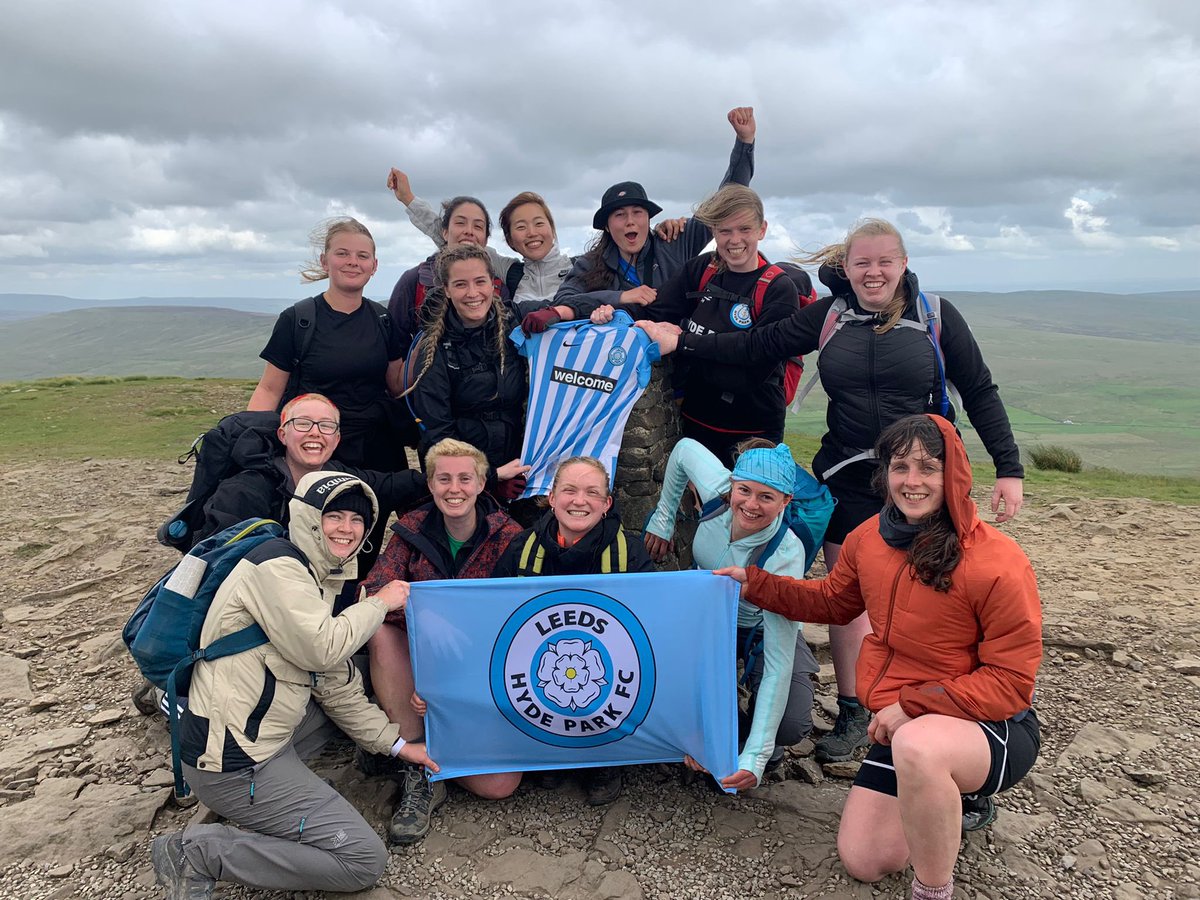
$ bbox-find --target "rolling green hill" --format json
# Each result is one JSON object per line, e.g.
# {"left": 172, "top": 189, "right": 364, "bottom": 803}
{"left": 1, "top": 292, "right": 1197, "bottom": 476}
{"left": 0, "top": 306, "right": 275, "bottom": 379}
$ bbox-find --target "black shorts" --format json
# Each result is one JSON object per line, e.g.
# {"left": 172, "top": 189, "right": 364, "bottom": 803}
{"left": 853, "top": 709, "right": 1041, "bottom": 798}
{"left": 817, "top": 458, "right": 884, "bottom": 545}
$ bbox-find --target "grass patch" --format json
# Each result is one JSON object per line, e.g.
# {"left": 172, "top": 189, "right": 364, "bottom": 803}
{"left": 1028, "top": 444, "right": 1083, "bottom": 473}
{"left": 13, "top": 542, "right": 51, "bottom": 560}
{"left": 783, "top": 417, "right": 1200, "bottom": 506}
{"left": 0, "top": 376, "right": 257, "bottom": 462}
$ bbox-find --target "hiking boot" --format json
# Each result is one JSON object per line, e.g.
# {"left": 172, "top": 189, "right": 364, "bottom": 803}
{"left": 151, "top": 832, "right": 215, "bottom": 900}
{"left": 388, "top": 767, "right": 447, "bottom": 845}
{"left": 813, "top": 700, "right": 871, "bottom": 763}
{"left": 961, "top": 794, "right": 997, "bottom": 833}
{"left": 764, "top": 746, "right": 787, "bottom": 774}
{"left": 132, "top": 678, "right": 160, "bottom": 717}
{"left": 584, "top": 767, "right": 623, "bottom": 806}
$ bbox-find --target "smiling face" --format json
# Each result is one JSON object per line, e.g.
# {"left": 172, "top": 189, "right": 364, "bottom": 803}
{"left": 445, "top": 258, "right": 494, "bottom": 327}
{"left": 321, "top": 509, "right": 365, "bottom": 559}
{"left": 278, "top": 397, "right": 340, "bottom": 473}
{"left": 713, "top": 208, "right": 767, "bottom": 273}
{"left": 844, "top": 233, "right": 907, "bottom": 312}
{"left": 548, "top": 462, "right": 612, "bottom": 545}
{"left": 320, "top": 231, "right": 378, "bottom": 293}
{"left": 443, "top": 201, "right": 489, "bottom": 249}
{"left": 886, "top": 439, "right": 946, "bottom": 524}
{"left": 728, "top": 479, "right": 790, "bottom": 541}
{"left": 430, "top": 454, "right": 484, "bottom": 525}
{"left": 607, "top": 205, "right": 650, "bottom": 257}
{"left": 506, "top": 201, "right": 555, "bottom": 261}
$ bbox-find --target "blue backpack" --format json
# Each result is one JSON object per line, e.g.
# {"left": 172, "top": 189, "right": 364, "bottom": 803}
{"left": 700, "top": 464, "right": 836, "bottom": 573}
{"left": 123, "top": 518, "right": 284, "bottom": 797}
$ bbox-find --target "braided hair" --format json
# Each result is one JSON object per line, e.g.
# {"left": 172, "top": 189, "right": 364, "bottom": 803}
{"left": 398, "top": 244, "right": 512, "bottom": 398}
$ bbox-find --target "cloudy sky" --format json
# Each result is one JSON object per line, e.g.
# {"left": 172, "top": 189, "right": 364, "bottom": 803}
{"left": 1, "top": 0, "right": 1196, "bottom": 300}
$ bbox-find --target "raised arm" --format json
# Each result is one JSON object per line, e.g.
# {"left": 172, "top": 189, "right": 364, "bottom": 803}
{"left": 676, "top": 107, "right": 758, "bottom": 258}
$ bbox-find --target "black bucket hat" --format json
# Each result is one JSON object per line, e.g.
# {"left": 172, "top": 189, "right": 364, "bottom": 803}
{"left": 592, "top": 181, "right": 663, "bottom": 230}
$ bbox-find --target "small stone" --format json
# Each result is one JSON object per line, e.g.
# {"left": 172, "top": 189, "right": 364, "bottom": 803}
{"left": 816, "top": 664, "right": 836, "bottom": 685}
{"left": 86, "top": 708, "right": 124, "bottom": 726}
{"left": 1125, "top": 768, "right": 1167, "bottom": 786}
{"left": 28, "top": 694, "right": 59, "bottom": 713}
{"left": 48, "top": 864, "right": 74, "bottom": 878}
{"left": 795, "top": 759, "right": 824, "bottom": 785}
{"left": 821, "top": 760, "right": 860, "bottom": 779}
{"left": 11, "top": 647, "right": 41, "bottom": 660}
{"left": 1061, "top": 854, "right": 1077, "bottom": 870}
{"left": 1171, "top": 657, "right": 1200, "bottom": 676}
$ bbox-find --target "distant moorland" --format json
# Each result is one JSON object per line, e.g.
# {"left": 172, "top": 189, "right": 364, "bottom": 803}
{"left": 1, "top": 290, "right": 1197, "bottom": 477}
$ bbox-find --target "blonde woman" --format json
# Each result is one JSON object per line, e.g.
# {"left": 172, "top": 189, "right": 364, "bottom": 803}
{"left": 638, "top": 218, "right": 1023, "bottom": 764}
{"left": 248, "top": 218, "right": 406, "bottom": 472}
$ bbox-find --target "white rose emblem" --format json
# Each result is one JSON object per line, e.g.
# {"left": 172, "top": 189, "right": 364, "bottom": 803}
{"left": 536, "top": 638, "right": 607, "bottom": 711}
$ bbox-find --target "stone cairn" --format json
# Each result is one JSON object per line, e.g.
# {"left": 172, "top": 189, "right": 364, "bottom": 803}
{"left": 612, "top": 360, "right": 696, "bottom": 570}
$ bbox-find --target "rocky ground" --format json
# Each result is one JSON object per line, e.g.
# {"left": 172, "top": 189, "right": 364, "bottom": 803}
{"left": 0, "top": 458, "right": 1198, "bottom": 899}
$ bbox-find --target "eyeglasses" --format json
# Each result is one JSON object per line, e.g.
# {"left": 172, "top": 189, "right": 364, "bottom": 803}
{"left": 283, "top": 417, "right": 339, "bottom": 435}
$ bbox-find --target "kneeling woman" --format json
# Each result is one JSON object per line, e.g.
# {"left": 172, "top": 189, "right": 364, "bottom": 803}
{"left": 360, "top": 438, "right": 524, "bottom": 845}
{"left": 718, "top": 415, "right": 1041, "bottom": 900}
{"left": 494, "top": 456, "right": 654, "bottom": 804}
{"left": 644, "top": 439, "right": 820, "bottom": 789}
{"left": 152, "top": 473, "right": 436, "bottom": 897}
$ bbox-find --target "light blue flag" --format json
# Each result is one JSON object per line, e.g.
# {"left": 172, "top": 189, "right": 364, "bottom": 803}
{"left": 405, "top": 570, "right": 739, "bottom": 788}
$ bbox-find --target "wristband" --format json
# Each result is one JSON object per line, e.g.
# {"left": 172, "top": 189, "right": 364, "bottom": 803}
{"left": 389, "top": 736, "right": 407, "bottom": 757}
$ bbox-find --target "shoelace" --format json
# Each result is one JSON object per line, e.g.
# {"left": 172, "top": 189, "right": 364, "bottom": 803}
{"left": 396, "top": 770, "right": 431, "bottom": 815}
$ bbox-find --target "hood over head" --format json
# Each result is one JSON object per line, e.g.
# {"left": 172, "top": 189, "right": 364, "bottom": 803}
{"left": 877, "top": 415, "right": 979, "bottom": 542}
{"left": 290, "top": 470, "right": 380, "bottom": 580}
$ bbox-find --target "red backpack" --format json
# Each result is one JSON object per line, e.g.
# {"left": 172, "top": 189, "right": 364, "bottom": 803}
{"left": 696, "top": 257, "right": 816, "bottom": 405}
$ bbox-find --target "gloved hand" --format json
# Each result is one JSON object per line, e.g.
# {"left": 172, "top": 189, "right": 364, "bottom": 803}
{"left": 522, "top": 308, "right": 561, "bottom": 335}
{"left": 496, "top": 473, "right": 527, "bottom": 501}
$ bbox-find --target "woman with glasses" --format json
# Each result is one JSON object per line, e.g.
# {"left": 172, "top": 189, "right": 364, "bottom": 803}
{"left": 247, "top": 218, "right": 408, "bottom": 472}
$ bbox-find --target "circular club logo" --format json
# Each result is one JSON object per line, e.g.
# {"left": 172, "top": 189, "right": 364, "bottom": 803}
{"left": 729, "top": 303, "right": 753, "bottom": 329}
{"left": 490, "top": 589, "right": 655, "bottom": 747}
{"left": 607, "top": 346, "right": 627, "bottom": 366}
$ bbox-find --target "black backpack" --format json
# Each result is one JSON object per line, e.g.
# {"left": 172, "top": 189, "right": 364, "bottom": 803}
{"left": 157, "top": 411, "right": 283, "bottom": 552}
{"left": 285, "top": 296, "right": 391, "bottom": 403}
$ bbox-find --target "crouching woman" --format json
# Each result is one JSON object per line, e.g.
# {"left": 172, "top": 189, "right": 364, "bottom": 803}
{"left": 717, "top": 415, "right": 1042, "bottom": 900}
{"left": 151, "top": 472, "right": 437, "bottom": 897}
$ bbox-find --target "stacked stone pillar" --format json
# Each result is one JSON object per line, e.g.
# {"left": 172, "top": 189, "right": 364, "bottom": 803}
{"left": 613, "top": 361, "right": 695, "bottom": 570}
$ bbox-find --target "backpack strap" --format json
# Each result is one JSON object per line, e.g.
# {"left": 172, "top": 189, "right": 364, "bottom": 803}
{"left": 698, "top": 496, "right": 728, "bottom": 523}
{"left": 517, "top": 531, "right": 545, "bottom": 576}
{"left": 917, "top": 291, "right": 952, "bottom": 417}
{"left": 696, "top": 259, "right": 720, "bottom": 294}
{"left": 789, "top": 298, "right": 861, "bottom": 413}
{"left": 600, "top": 527, "right": 629, "bottom": 574}
{"left": 505, "top": 262, "right": 526, "bottom": 298}
{"left": 749, "top": 263, "right": 784, "bottom": 320}
{"left": 286, "top": 297, "right": 319, "bottom": 405}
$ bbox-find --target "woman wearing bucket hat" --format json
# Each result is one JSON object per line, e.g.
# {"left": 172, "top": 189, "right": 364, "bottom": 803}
{"left": 550, "top": 107, "right": 757, "bottom": 319}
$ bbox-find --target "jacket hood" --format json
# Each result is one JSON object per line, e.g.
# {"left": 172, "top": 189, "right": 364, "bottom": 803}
{"left": 290, "top": 471, "right": 380, "bottom": 581}
{"left": 928, "top": 414, "right": 980, "bottom": 542}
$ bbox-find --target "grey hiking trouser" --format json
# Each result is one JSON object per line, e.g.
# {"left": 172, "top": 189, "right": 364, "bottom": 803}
{"left": 181, "top": 705, "right": 386, "bottom": 893}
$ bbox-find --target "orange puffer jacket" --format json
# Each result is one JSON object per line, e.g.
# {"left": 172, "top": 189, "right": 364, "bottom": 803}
{"left": 745, "top": 414, "right": 1041, "bottom": 722}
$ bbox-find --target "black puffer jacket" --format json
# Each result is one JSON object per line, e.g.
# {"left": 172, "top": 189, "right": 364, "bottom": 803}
{"left": 411, "top": 301, "right": 527, "bottom": 470}
{"left": 678, "top": 268, "right": 1022, "bottom": 479}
